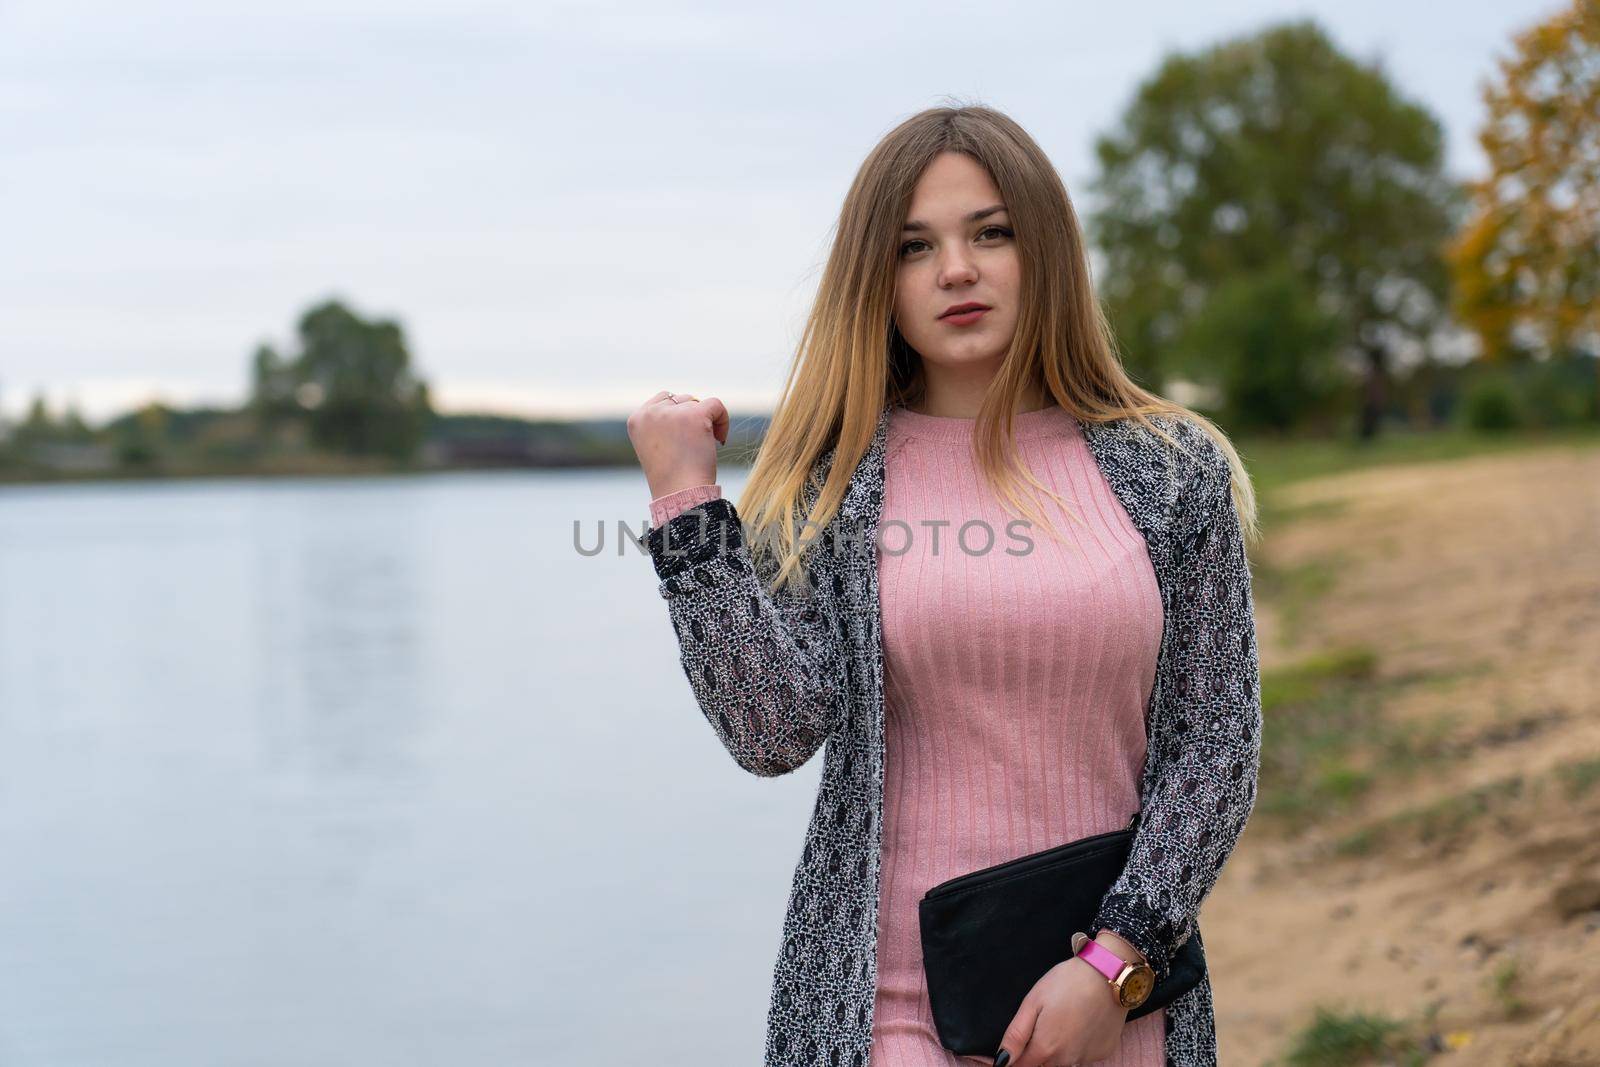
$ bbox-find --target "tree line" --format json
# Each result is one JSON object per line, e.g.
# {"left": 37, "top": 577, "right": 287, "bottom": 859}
{"left": 1089, "top": 9, "right": 1598, "bottom": 438}
{"left": 3, "top": 6, "right": 1596, "bottom": 475}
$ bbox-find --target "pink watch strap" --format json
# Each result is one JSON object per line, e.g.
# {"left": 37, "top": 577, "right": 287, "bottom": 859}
{"left": 1076, "top": 939, "right": 1127, "bottom": 983}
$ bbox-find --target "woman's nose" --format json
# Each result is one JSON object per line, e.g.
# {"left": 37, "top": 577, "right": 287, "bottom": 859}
{"left": 938, "top": 252, "right": 978, "bottom": 286}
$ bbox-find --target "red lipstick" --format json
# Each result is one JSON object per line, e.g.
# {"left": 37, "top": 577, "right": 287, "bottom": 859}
{"left": 940, "top": 301, "right": 990, "bottom": 326}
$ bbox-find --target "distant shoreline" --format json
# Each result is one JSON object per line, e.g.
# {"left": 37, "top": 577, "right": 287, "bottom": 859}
{"left": 5, "top": 423, "right": 1595, "bottom": 490}
{"left": 0, "top": 455, "right": 649, "bottom": 488}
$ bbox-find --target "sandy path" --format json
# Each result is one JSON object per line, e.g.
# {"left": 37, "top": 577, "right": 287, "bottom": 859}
{"left": 1206, "top": 442, "right": 1600, "bottom": 1066}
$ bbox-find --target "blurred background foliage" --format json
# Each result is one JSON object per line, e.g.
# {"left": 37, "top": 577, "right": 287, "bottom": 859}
{"left": 2, "top": 5, "right": 1596, "bottom": 482}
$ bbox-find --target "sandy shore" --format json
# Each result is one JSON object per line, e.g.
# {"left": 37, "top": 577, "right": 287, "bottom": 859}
{"left": 1209, "top": 440, "right": 1600, "bottom": 1065}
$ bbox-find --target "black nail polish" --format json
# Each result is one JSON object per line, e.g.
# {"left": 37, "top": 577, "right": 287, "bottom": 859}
{"left": 993, "top": 1049, "right": 1010, "bottom": 1067}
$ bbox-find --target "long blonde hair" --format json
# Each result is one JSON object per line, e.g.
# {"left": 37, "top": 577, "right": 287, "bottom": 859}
{"left": 739, "top": 103, "right": 1258, "bottom": 596}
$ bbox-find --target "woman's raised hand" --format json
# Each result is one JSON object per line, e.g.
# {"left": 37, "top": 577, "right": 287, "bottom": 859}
{"left": 626, "top": 390, "right": 730, "bottom": 500}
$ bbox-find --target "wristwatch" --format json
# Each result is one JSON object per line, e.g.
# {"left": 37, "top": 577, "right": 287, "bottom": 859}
{"left": 1071, "top": 930, "right": 1156, "bottom": 1010}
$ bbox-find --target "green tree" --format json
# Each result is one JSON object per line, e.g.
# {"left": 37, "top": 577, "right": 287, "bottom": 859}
{"left": 112, "top": 402, "right": 172, "bottom": 468}
{"left": 249, "top": 298, "right": 434, "bottom": 460}
{"left": 249, "top": 342, "right": 298, "bottom": 442}
{"left": 15, "top": 393, "right": 56, "bottom": 447}
{"left": 58, "top": 401, "right": 93, "bottom": 441}
{"left": 1175, "top": 264, "right": 1345, "bottom": 434}
{"left": 1089, "top": 19, "right": 1465, "bottom": 438}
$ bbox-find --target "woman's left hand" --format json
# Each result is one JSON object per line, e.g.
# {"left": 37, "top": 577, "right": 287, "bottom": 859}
{"left": 992, "top": 954, "right": 1127, "bottom": 1067}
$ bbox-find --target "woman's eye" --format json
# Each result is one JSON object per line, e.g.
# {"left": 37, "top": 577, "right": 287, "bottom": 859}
{"left": 899, "top": 227, "right": 1012, "bottom": 258}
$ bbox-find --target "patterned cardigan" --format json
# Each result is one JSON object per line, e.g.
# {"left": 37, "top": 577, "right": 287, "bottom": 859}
{"left": 642, "top": 399, "right": 1263, "bottom": 1067}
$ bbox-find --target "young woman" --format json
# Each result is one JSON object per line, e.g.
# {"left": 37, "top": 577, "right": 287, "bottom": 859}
{"left": 627, "top": 105, "right": 1262, "bottom": 1067}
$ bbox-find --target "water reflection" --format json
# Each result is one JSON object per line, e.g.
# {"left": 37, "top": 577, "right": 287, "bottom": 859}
{"left": 0, "top": 470, "right": 819, "bottom": 1066}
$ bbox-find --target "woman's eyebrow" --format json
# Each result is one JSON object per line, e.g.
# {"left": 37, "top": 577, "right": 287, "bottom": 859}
{"left": 901, "top": 204, "right": 1009, "bottom": 233}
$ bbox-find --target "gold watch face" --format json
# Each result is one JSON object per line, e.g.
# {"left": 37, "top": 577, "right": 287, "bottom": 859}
{"left": 1118, "top": 964, "right": 1156, "bottom": 1008}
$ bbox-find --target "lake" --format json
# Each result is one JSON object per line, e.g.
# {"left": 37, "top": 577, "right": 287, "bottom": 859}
{"left": 0, "top": 467, "right": 822, "bottom": 1065}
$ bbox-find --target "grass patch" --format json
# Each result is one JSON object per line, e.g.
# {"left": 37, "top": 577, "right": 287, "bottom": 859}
{"left": 1556, "top": 755, "right": 1600, "bottom": 800}
{"left": 1282, "top": 1004, "right": 1430, "bottom": 1066}
{"left": 1261, "top": 646, "right": 1378, "bottom": 703}
{"left": 1257, "top": 494, "right": 1350, "bottom": 530}
{"left": 1331, "top": 748, "right": 1599, "bottom": 858}
{"left": 1318, "top": 763, "right": 1374, "bottom": 802}
{"left": 1487, "top": 954, "right": 1530, "bottom": 1019}
{"left": 1258, "top": 647, "right": 1384, "bottom": 827}
{"left": 1252, "top": 554, "right": 1345, "bottom": 647}
{"left": 1259, "top": 650, "right": 1523, "bottom": 835}
{"left": 1332, "top": 773, "right": 1527, "bottom": 856}
{"left": 1331, "top": 824, "right": 1381, "bottom": 857}
{"left": 1239, "top": 423, "right": 1600, "bottom": 501}
{"left": 1367, "top": 713, "right": 1465, "bottom": 775}
{"left": 1376, "top": 658, "right": 1497, "bottom": 695}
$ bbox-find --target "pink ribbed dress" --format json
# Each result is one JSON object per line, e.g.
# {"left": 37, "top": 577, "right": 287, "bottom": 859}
{"left": 648, "top": 402, "right": 1167, "bottom": 1067}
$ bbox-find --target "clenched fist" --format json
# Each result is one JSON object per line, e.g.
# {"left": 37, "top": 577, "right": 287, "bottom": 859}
{"left": 626, "top": 390, "right": 730, "bottom": 500}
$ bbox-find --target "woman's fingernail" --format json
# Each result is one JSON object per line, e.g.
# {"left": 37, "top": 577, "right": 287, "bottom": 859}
{"left": 993, "top": 1049, "right": 1010, "bottom": 1067}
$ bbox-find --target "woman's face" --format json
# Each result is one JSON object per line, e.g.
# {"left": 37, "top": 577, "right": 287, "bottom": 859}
{"left": 893, "top": 151, "right": 1021, "bottom": 381}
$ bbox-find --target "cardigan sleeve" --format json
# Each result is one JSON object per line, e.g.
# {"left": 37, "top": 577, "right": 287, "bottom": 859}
{"left": 650, "top": 483, "right": 722, "bottom": 527}
{"left": 1090, "top": 452, "right": 1263, "bottom": 986}
{"left": 643, "top": 495, "right": 847, "bottom": 777}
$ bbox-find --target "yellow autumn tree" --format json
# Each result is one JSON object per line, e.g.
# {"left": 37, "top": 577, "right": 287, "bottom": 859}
{"left": 1446, "top": 0, "right": 1600, "bottom": 365}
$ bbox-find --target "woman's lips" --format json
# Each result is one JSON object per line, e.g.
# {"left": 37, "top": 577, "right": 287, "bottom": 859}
{"left": 941, "top": 307, "right": 989, "bottom": 326}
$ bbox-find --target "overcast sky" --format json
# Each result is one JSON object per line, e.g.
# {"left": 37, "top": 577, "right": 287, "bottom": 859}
{"left": 0, "top": 0, "right": 1566, "bottom": 423}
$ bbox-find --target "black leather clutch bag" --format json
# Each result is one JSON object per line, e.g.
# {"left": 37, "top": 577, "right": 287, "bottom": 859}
{"left": 917, "top": 810, "right": 1207, "bottom": 1057}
